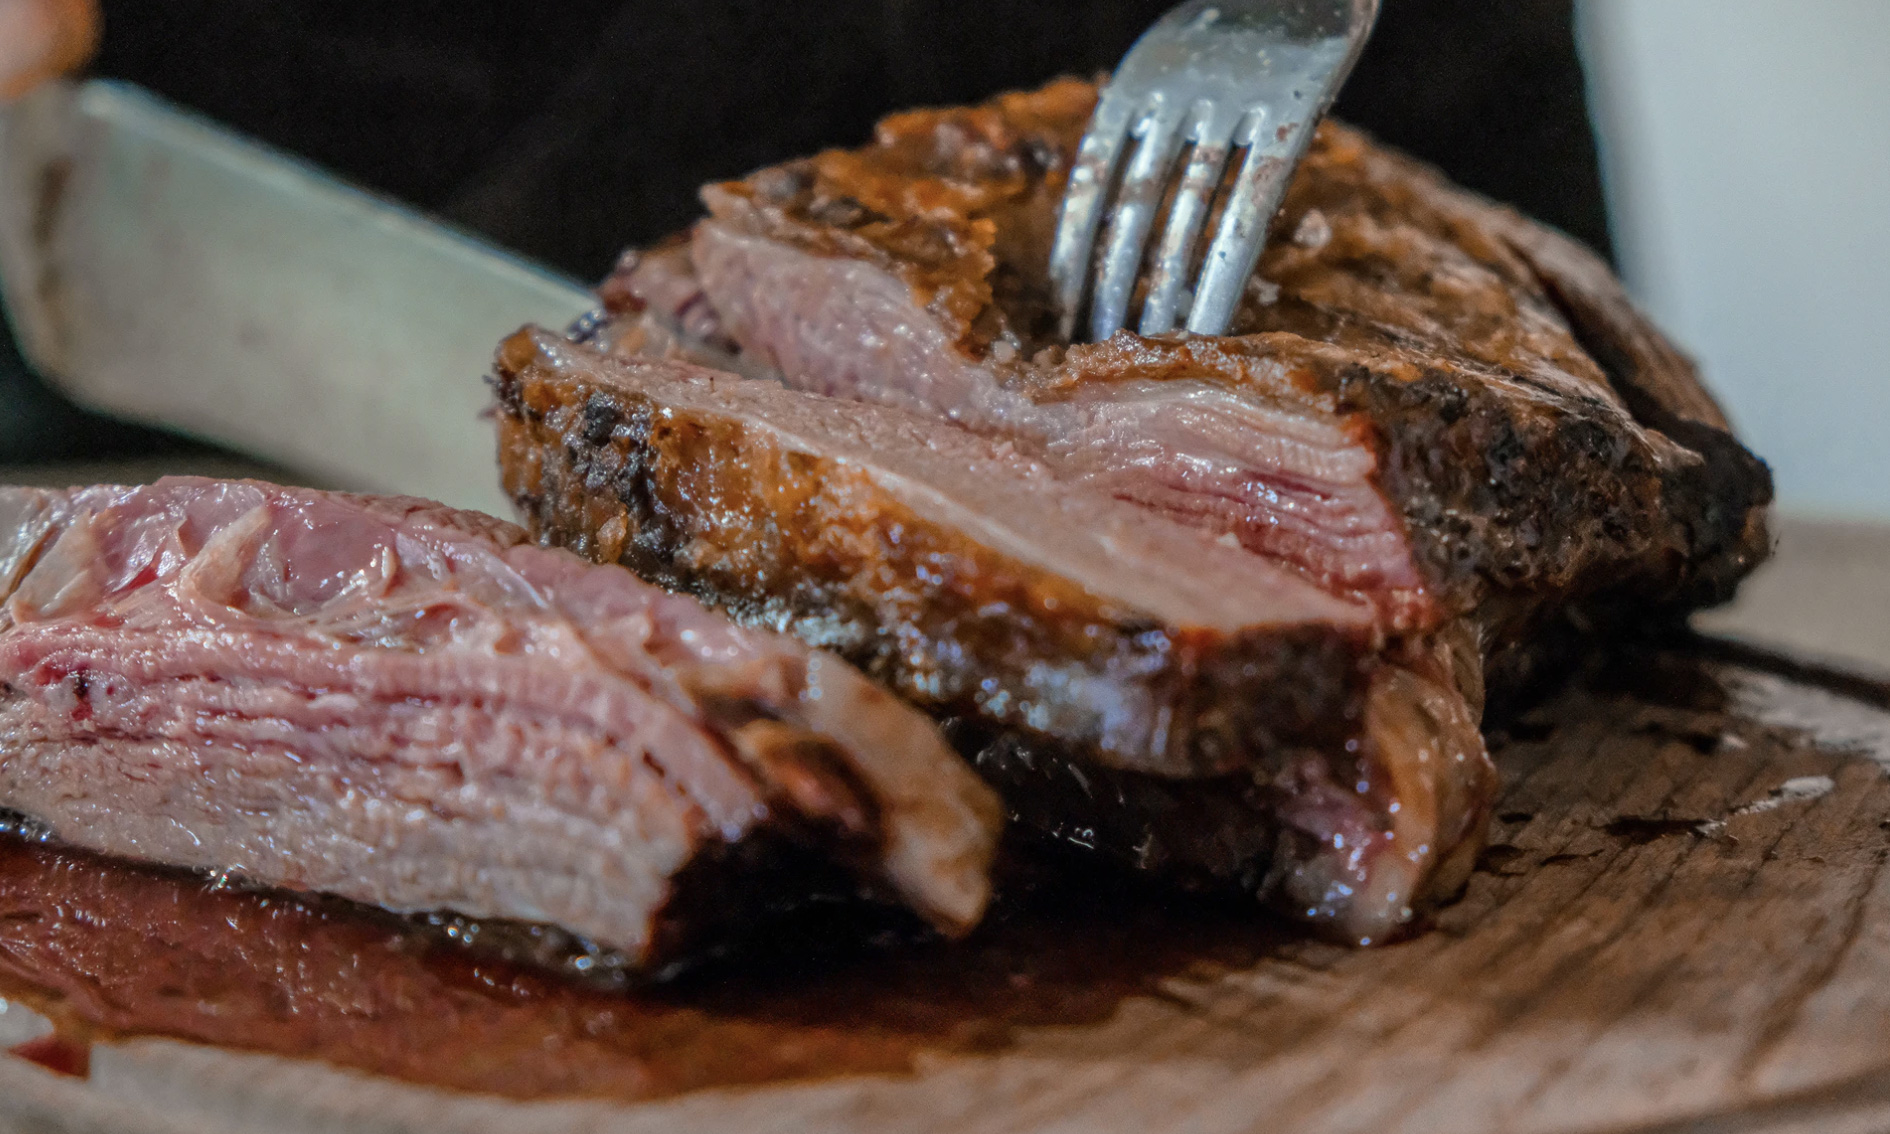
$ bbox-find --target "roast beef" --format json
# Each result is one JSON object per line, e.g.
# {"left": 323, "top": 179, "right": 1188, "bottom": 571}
{"left": 495, "top": 331, "right": 1493, "bottom": 942}
{"left": 0, "top": 478, "right": 1001, "bottom": 965}
{"left": 497, "top": 80, "right": 1769, "bottom": 941}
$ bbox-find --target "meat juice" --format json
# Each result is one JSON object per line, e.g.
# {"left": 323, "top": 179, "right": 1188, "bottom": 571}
{"left": 0, "top": 834, "right": 1270, "bottom": 1101}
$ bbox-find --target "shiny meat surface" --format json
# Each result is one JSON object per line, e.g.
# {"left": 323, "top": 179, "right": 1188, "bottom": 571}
{"left": 0, "top": 479, "right": 1000, "bottom": 961}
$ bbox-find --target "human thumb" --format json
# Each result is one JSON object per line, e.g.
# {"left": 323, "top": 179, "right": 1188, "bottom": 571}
{"left": 0, "top": 0, "right": 98, "bottom": 102}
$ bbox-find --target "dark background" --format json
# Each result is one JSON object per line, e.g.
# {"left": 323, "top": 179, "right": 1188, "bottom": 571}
{"left": 2, "top": 0, "right": 1610, "bottom": 463}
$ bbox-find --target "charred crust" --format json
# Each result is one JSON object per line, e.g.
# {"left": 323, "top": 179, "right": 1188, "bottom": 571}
{"left": 580, "top": 394, "right": 621, "bottom": 447}
{"left": 1349, "top": 363, "right": 1718, "bottom": 626}
{"left": 1492, "top": 219, "right": 1773, "bottom": 613}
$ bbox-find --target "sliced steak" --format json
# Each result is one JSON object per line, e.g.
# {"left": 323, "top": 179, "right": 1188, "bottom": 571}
{"left": 515, "top": 80, "right": 1769, "bottom": 942}
{"left": 599, "top": 79, "right": 1768, "bottom": 645}
{"left": 495, "top": 331, "right": 1495, "bottom": 942}
{"left": 0, "top": 478, "right": 1001, "bottom": 965}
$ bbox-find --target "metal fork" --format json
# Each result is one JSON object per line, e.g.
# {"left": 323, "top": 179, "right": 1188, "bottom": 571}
{"left": 1049, "top": 0, "right": 1379, "bottom": 342}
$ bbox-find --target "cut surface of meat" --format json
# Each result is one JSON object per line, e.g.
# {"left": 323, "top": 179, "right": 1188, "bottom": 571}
{"left": 686, "top": 219, "right": 1427, "bottom": 619}
{"left": 495, "top": 331, "right": 1495, "bottom": 942}
{"left": 0, "top": 479, "right": 1001, "bottom": 964}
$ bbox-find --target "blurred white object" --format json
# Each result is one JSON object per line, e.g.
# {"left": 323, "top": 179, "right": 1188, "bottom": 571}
{"left": 1578, "top": 0, "right": 1890, "bottom": 520}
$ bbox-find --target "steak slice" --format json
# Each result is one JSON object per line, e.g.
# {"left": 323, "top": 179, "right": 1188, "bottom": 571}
{"left": 495, "top": 330, "right": 1495, "bottom": 942}
{"left": 0, "top": 478, "right": 1000, "bottom": 965}
{"left": 599, "top": 78, "right": 1769, "bottom": 651}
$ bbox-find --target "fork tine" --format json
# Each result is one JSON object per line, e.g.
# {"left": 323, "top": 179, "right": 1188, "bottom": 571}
{"left": 1049, "top": 97, "right": 1134, "bottom": 343}
{"left": 1137, "top": 127, "right": 1230, "bottom": 336}
{"left": 1089, "top": 102, "right": 1187, "bottom": 342}
{"left": 1186, "top": 126, "right": 1301, "bottom": 336}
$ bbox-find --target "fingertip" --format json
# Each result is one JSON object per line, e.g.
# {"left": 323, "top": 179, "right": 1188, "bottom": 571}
{"left": 0, "top": 0, "right": 99, "bottom": 102}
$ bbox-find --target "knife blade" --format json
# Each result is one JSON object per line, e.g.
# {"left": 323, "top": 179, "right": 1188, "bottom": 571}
{"left": 0, "top": 79, "right": 592, "bottom": 514}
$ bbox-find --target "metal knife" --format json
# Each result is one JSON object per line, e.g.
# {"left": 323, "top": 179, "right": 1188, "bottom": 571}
{"left": 0, "top": 79, "right": 592, "bottom": 515}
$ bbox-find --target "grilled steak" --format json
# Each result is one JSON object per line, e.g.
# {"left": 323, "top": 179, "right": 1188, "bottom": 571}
{"left": 496, "top": 80, "right": 1769, "bottom": 941}
{"left": 496, "top": 332, "right": 1492, "bottom": 942}
{"left": 0, "top": 479, "right": 1000, "bottom": 965}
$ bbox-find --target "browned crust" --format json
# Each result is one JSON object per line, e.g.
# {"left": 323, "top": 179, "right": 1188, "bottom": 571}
{"left": 1256, "top": 123, "right": 1772, "bottom": 616}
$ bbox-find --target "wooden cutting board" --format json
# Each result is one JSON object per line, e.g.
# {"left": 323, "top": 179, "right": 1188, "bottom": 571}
{"left": 0, "top": 497, "right": 1886, "bottom": 1134}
